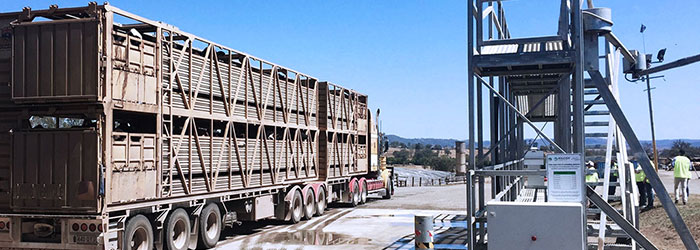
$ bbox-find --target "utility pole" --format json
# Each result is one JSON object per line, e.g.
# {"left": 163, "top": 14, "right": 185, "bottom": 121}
{"left": 641, "top": 24, "right": 659, "bottom": 171}
{"left": 645, "top": 77, "right": 659, "bottom": 172}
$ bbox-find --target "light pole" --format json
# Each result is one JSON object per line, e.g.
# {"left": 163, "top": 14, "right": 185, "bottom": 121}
{"left": 640, "top": 24, "right": 660, "bottom": 171}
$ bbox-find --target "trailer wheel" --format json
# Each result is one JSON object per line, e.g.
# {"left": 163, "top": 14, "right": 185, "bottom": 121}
{"left": 350, "top": 182, "right": 360, "bottom": 207}
{"left": 196, "top": 203, "right": 221, "bottom": 249}
{"left": 164, "top": 208, "right": 190, "bottom": 250}
{"left": 383, "top": 179, "right": 392, "bottom": 199}
{"left": 124, "top": 214, "right": 153, "bottom": 250}
{"left": 290, "top": 190, "right": 304, "bottom": 224}
{"left": 360, "top": 181, "right": 368, "bottom": 204}
{"left": 315, "top": 188, "right": 326, "bottom": 216}
{"left": 303, "top": 189, "right": 316, "bottom": 220}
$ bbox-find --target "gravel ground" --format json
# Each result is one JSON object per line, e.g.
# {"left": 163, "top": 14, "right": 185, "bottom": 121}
{"left": 640, "top": 194, "right": 700, "bottom": 250}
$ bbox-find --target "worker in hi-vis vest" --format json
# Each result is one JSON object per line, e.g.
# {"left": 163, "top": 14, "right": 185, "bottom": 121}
{"left": 635, "top": 164, "right": 652, "bottom": 210}
{"left": 673, "top": 149, "right": 692, "bottom": 205}
{"left": 586, "top": 162, "right": 599, "bottom": 184}
{"left": 585, "top": 162, "right": 598, "bottom": 208}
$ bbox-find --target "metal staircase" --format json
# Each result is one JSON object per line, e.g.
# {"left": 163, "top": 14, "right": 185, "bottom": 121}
{"left": 466, "top": 1, "right": 698, "bottom": 250}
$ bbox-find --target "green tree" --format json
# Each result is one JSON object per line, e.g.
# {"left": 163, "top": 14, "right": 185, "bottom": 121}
{"left": 388, "top": 149, "right": 411, "bottom": 164}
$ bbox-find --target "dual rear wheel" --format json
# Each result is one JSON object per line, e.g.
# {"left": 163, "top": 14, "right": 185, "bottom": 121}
{"left": 290, "top": 186, "right": 327, "bottom": 223}
{"left": 123, "top": 203, "right": 222, "bottom": 250}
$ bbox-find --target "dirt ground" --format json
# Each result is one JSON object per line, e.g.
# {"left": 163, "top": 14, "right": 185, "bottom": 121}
{"left": 640, "top": 194, "right": 700, "bottom": 250}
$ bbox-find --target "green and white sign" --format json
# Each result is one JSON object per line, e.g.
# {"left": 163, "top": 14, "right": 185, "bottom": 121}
{"left": 547, "top": 153, "right": 583, "bottom": 202}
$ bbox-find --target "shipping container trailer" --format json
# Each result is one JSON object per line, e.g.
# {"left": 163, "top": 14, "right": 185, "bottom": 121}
{"left": 0, "top": 3, "right": 393, "bottom": 250}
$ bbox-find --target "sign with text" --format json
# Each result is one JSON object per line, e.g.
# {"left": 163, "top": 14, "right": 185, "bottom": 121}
{"left": 547, "top": 153, "right": 583, "bottom": 202}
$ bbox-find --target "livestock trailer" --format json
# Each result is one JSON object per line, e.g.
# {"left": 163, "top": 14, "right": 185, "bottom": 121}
{"left": 0, "top": 3, "right": 393, "bottom": 250}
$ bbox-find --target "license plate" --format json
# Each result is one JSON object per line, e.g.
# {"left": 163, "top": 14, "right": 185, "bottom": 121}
{"left": 75, "top": 234, "right": 97, "bottom": 244}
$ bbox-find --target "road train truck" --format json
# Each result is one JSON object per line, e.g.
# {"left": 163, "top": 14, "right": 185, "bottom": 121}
{"left": 0, "top": 3, "right": 393, "bottom": 249}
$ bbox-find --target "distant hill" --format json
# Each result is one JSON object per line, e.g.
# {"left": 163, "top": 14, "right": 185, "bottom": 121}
{"left": 386, "top": 135, "right": 462, "bottom": 148}
{"left": 387, "top": 134, "right": 700, "bottom": 149}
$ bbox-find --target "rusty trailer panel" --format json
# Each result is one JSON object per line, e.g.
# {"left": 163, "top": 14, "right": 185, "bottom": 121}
{"left": 11, "top": 19, "right": 101, "bottom": 103}
{"left": 0, "top": 112, "right": 15, "bottom": 209}
{"left": 317, "top": 82, "right": 369, "bottom": 180}
{"left": 12, "top": 130, "right": 99, "bottom": 212}
{"left": 318, "top": 81, "right": 368, "bottom": 133}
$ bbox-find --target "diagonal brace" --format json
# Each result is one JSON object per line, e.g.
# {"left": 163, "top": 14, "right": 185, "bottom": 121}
{"left": 586, "top": 186, "right": 657, "bottom": 250}
{"left": 482, "top": 85, "right": 558, "bottom": 159}
{"left": 589, "top": 70, "right": 699, "bottom": 250}
{"left": 476, "top": 75, "right": 565, "bottom": 153}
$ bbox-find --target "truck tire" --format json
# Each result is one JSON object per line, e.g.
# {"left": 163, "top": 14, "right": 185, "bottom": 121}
{"left": 360, "top": 181, "right": 368, "bottom": 204}
{"left": 315, "top": 188, "right": 326, "bottom": 216}
{"left": 196, "top": 203, "right": 221, "bottom": 249}
{"left": 383, "top": 180, "right": 392, "bottom": 199}
{"left": 350, "top": 182, "right": 360, "bottom": 207}
{"left": 164, "top": 208, "right": 190, "bottom": 250}
{"left": 303, "top": 188, "right": 316, "bottom": 220}
{"left": 290, "top": 190, "right": 303, "bottom": 224}
{"left": 124, "top": 214, "right": 153, "bottom": 250}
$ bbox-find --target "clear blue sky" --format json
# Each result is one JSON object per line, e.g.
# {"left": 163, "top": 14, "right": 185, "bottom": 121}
{"left": 5, "top": 1, "right": 699, "bottom": 140}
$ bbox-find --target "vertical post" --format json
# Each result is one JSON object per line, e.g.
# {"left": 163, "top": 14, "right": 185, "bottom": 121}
{"left": 645, "top": 77, "right": 660, "bottom": 171}
{"left": 467, "top": 0, "right": 476, "bottom": 248}
{"left": 415, "top": 215, "right": 434, "bottom": 249}
{"left": 456, "top": 141, "right": 467, "bottom": 176}
{"left": 477, "top": 26, "right": 486, "bottom": 245}
{"left": 571, "top": 0, "right": 587, "bottom": 248}
{"left": 557, "top": 75, "right": 572, "bottom": 152}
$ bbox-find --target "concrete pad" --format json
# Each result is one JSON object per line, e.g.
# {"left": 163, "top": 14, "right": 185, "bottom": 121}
{"left": 216, "top": 184, "right": 471, "bottom": 249}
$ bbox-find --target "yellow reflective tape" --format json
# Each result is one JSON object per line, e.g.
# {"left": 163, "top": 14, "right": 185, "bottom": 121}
{"left": 415, "top": 241, "right": 434, "bottom": 249}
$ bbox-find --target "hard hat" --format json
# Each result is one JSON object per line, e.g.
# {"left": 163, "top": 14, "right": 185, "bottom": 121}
{"left": 586, "top": 161, "right": 594, "bottom": 166}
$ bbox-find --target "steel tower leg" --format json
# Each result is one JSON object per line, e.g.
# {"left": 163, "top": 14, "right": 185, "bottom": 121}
{"left": 589, "top": 70, "right": 699, "bottom": 250}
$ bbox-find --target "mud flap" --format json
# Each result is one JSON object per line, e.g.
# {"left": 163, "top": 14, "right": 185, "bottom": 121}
{"left": 275, "top": 186, "right": 301, "bottom": 221}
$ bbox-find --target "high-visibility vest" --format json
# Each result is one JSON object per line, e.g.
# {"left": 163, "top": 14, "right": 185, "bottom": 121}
{"left": 586, "top": 169, "right": 599, "bottom": 183}
{"left": 674, "top": 156, "right": 692, "bottom": 179}
{"left": 635, "top": 166, "right": 646, "bottom": 182}
{"left": 612, "top": 163, "right": 619, "bottom": 177}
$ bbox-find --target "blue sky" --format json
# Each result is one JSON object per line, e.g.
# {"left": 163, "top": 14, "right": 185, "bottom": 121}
{"left": 5, "top": 1, "right": 699, "bottom": 140}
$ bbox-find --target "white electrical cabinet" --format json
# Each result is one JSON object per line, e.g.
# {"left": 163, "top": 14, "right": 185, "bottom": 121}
{"left": 486, "top": 201, "right": 585, "bottom": 250}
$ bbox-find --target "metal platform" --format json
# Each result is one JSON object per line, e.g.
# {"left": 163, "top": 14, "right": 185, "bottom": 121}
{"left": 466, "top": 1, "right": 697, "bottom": 250}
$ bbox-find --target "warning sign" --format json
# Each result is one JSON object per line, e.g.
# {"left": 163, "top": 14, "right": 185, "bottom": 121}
{"left": 547, "top": 154, "right": 583, "bottom": 202}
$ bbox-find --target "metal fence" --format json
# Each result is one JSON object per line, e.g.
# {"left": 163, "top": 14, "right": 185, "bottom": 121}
{"left": 394, "top": 175, "right": 467, "bottom": 187}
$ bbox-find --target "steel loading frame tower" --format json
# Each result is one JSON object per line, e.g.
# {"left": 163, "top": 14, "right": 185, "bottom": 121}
{"left": 466, "top": 1, "right": 698, "bottom": 249}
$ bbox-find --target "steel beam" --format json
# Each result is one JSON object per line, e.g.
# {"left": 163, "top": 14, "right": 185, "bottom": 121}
{"left": 589, "top": 70, "right": 699, "bottom": 250}
{"left": 636, "top": 53, "right": 700, "bottom": 77}
{"left": 603, "top": 32, "right": 636, "bottom": 65}
{"left": 476, "top": 75, "right": 565, "bottom": 153}
{"left": 466, "top": 0, "right": 476, "bottom": 248}
{"left": 475, "top": 170, "right": 545, "bottom": 176}
{"left": 481, "top": 35, "right": 563, "bottom": 46}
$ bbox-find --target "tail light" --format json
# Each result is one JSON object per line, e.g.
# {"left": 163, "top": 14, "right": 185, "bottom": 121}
{"left": 0, "top": 221, "right": 4, "bottom": 229}
{"left": 89, "top": 223, "right": 96, "bottom": 232}
{"left": 97, "top": 223, "right": 103, "bottom": 232}
{"left": 80, "top": 223, "right": 88, "bottom": 231}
